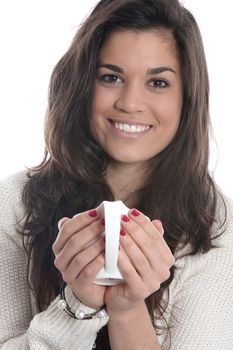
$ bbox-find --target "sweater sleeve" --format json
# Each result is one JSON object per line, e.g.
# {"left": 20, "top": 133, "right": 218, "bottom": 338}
{"left": 0, "top": 172, "right": 108, "bottom": 350}
{"left": 161, "top": 195, "right": 233, "bottom": 350}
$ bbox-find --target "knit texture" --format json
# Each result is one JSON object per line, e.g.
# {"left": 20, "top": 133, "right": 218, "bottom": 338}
{"left": 0, "top": 171, "right": 233, "bottom": 349}
{"left": 0, "top": 171, "right": 108, "bottom": 350}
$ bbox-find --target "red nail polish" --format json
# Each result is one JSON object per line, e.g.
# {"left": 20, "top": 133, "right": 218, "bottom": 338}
{"left": 101, "top": 218, "right": 105, "bottom": 225}
{"left": 121, "top": 215, "right": 130, "bottom": 222}
{"left": 131, "top": 209, "right": 140, "bottom": 217}
{"left": 120, "top": 228, "right": 126, "bottom": 236}
{"left": 88, "top": 209, "right": 97, "bottom": 218}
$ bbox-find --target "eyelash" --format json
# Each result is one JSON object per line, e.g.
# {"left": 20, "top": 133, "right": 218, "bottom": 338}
{"left": 98, "top": 74, "right": 169, "bottom": 89}
{"left": 148, "top": 79, "right": 169, "bottom": 89}
{"left": 99, "top": 74, "right": 123, "bottom": 84}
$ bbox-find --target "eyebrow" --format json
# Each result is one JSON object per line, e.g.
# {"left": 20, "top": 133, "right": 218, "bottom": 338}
{"left": 98, "top": 63, "right": 176, "bottom": 75}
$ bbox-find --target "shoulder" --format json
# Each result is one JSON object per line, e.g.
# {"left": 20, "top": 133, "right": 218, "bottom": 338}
{"left": 0, "top": 170, "right": 28, "bottom": 194}
{"left": 0, "top": 170, "right": 28, "bottom": 211}
{"left": 160, "top": 193, "right": 233, "bottom": 346}
{"left": 172, "top": 192, "right": 233, "bottom": 289}
{"left": 0, "top": 170, "right": 29, "bottom": 244}
{"left": 160, "top": 198, "right": 233, "bottom": 349}
{"left": 211, "top": 192, "right": 233, "bottom": 248}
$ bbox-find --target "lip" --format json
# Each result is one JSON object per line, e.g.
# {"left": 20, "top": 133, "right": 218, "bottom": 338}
{"left": 108, "top": 118, "right": 152, "bottom": 127}
{"left": 108, "top": 119, "right": 152, "bottom": 138}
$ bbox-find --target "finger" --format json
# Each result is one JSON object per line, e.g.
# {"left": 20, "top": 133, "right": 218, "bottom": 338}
{"left": 118, "top": 245, "right": 146, "bottom": 294}
{"left": 54, "top": 218, "right": 104, "bottom": 270}
{"left": 151, "top": 219, "right": 164, "bottom": 236}
{"left": 77, "top": 252, "right": 105, "bottom": 285}
{"left": 118, "top": 245, "right": 160, "bottom": 299}
{"left": 58, "top": 217, "right": 70, "bottom": 230}
{"left": 53, "top": 208, "right": 102, "bottom": 253}
{"left": 121, "top": 213, "right": 174, "bottom": 268}
{"left": 119, "top": 229, "right": 170, "bottom": 285}
{"left": 61, "top": 235, "right": 105, "bottom": 284}
{"left": 127, "top": 209, "right": 161, "bottom": 238}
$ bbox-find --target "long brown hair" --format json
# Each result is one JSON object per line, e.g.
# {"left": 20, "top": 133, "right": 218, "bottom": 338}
{"left": 20, "top": 0, "right": 225, "bottom": 348}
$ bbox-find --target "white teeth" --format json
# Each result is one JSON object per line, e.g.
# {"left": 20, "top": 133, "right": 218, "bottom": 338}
{"left": 114, "top": 122, "right": 150, "bottom": 133}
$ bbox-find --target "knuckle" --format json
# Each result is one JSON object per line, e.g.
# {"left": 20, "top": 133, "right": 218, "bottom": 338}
{"left": 123, "top": 237, "right": 135, "bottom": 251}
{"left": 52, "top": 242, "right": 58, "bottom": 253}
{"left": 151, "top": 233, "right": 161, "bottom": 243}
{"left": 83, "top": 265, "right": 94, "bottom": 279}
{"left": 92, "top": 240, "right": 103, "bottom": 255}
{"left": 121, "top": 265, "right": 134, "bottom": 279}
{"left": 68, "top": 235, "right": 77, "bottom": 248}
{"left": 62, "top": 225, "right": 72, "bottom": 238}
{"left": 149, "top": 279, "right": 161, "bottom": 292}
{"left": 95, "top": 253, "right": 105, "bottom": 267}
{"left": 73, "top": 254, "right": 82, "bottom": 267}
{"left": 146, "top": 277, "right": 160, "bottom": 293}
{"left": 63, "top": 274, "right": 73, "bottom": 285}
{"left": 72, "top": 212, "right": 88, "bottom": 226}
{"left": 136, "top": 257, "right": 149, "bottom": 270}
{"left": 166, "top": 253, "right": 175, "bottom": 267}
{"left": 54, "top": 256, "right": 63, "bottom": 271}
{"left": 141, "top": 216, "right": 150, "bottom": 226}
{"left": 134, "top": 290, "right": 146, "bottom": 299}
{"left": 58, "top": 217, "right": 70, "bottom": 230}
{"left": 169, "top": 255, "right": 175, "bottom": 266}
{"left": 148, "top": 279, "right": 160, "bottom": 293}
{"left": 154, "top": 282, "right": 161, "bottom": 291}
{"left": 161, "top": 269, "right": 170, "bottom": 281}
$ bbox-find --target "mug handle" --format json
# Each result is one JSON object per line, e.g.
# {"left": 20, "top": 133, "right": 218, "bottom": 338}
{"left": 95, "top": 200, "right": 129, "bottom": 285}
{"left": 103, "top": 201, "right": 123, "bottom": 273}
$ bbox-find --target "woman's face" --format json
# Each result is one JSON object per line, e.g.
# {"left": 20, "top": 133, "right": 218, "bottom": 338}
{"left": 90, "top": 29, "right": 183, "bottom": 168}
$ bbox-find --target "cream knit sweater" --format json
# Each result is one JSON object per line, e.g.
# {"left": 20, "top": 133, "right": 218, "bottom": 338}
{"left": 0, "top": 171, "right": 233, "bottom": 350}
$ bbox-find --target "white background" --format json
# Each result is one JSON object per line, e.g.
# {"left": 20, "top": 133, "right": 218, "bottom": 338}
{"left": 0, "top": 1, "right": 232, "bottom": 197}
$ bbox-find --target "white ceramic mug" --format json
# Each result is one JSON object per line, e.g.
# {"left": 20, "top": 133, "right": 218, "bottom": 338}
{"left": 94, "top": 200, "right": 129, "bottom": 286}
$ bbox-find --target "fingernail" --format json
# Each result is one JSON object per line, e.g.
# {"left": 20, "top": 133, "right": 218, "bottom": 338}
{"left": 58, "top": 217, "right": 68, "bottom": 230}
{"left": 155, "top": 219, "right": 162, "bottom": 226}
{"left": 58, "top": 219, "right": 63, "bottom": 230}
{"left": 131, "top": 208, "right": 140, "bottom": 217}
{"left": 101, "top": 218, "right": 105, "bottom": 225}
{"left": 88, "top": 209, "right": 97, "bottom": 218}
{"left": 154, "top": 220, "right": 164, "bottom": 235}
{"left": 121, "top": 215, "right": 129, "bottom": 222}
{"left": 120, "top": 228, "right": 126, "bottom": 236}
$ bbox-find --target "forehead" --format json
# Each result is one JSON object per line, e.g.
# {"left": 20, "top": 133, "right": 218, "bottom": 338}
{"left": 98, "top": 29, "right": 180, "bottom": 71}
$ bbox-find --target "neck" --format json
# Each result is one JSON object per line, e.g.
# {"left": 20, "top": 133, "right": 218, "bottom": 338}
{"left": 106, "top": 161, "right": 149, "bottom": 207}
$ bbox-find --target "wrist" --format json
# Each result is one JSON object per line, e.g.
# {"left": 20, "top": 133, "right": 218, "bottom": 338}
{"left": 58, "top": 282, "right": 107, "bottom": 320}
{"left": 106, "top": 300, "right": 147, "bottom": 320}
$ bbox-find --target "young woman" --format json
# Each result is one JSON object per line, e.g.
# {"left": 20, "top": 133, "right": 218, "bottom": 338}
{"left": 0, "top": 0, "right": 232, "bottom": 349}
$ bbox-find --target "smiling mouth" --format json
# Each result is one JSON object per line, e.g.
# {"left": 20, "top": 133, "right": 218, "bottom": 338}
{"left": 110, "top": 120, "right": 152, "bottom": 133}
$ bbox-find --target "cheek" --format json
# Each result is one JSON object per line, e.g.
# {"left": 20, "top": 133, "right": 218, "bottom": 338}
{"left": 91, "top": 87, "right": 101, "bottom": 116}
{"left": 154, "top": 94, "right": 182, "bottom": 130}
{"left": 90, "top": 88, "right": 103, "bottom": 135}
{"left": 91, "top": 85, "right": 118, "bottom": 115}
{"left": 90, "top": 87, "right": 113, "bottom": 139}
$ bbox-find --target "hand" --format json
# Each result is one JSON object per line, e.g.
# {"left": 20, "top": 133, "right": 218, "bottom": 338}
{"left": 52, "top": 209, "right": 107, "bottom": 309}
{"left": 104, "top": 209, "right": 174, "bottom": 314}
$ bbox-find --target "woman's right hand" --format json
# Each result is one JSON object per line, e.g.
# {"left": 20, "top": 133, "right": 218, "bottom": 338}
{"left": 52, "top": 209, "right": 106, "bottom": 309}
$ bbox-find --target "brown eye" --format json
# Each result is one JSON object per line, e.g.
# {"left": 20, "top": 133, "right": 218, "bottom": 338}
{"left": 149, "top": 79, "right": 168, "bottom": 88}
{"left": 99, "top": 74, "right": 123, "bottom": 84}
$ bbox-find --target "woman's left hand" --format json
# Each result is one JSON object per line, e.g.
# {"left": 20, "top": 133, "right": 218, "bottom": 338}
{"left": 104, "top": 209, "right": 175, "bottom": 313}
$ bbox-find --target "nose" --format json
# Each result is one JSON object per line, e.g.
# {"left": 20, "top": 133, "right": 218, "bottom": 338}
{"left": 114, "top": 83, "right": 145, "bottom": 113}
